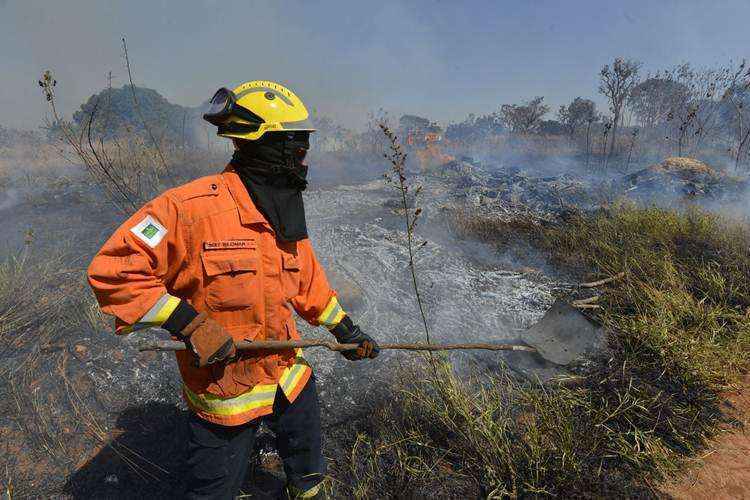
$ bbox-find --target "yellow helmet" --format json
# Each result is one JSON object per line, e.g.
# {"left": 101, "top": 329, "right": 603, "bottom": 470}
{"left": 203, "top": 80, "right": 315, "bottom": 141}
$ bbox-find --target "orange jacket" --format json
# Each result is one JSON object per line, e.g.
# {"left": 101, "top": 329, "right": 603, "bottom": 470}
{"left": 88, "top": 165, "right": 344, "bottom": 425}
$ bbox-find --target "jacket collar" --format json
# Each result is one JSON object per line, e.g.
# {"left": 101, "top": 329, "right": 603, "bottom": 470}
{"left": 221, "top": 165, "right": 269, "bottom": 226}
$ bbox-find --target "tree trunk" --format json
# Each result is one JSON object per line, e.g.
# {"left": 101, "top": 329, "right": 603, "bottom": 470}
{"left": 625, "top": 135, "right": 636, "bottom": 173}
{"left": 736, "top": 128, "right": 750, "bottom": 172}
{"left": 601, "top": 132, "right": 608, "bottom": 170}
{"left": 607, "top": 110, "right": 620, "bottom": 162}
{"left": 585, "top": 121, "right": 592, "bottom": 170}
{"left": 735, "top": 108, "right": 745, "bottom": 171}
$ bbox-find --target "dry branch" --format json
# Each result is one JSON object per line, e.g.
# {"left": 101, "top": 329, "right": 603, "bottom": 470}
{"left": 580, "top": 272, "right": 625, "bottom": 288}
{"left": 572, "top": 304, "right": 602, "bottom": 310}
{"left": 137, "top": 339, "right": 537, "bottom": 353}
{"left": 571, "top": 295, "right": 601, "bottom": 305}
{"left": 121, "top": 37, "right": 170, "bottom": 174}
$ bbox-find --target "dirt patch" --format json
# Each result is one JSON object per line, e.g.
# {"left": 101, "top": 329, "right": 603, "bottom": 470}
{"left": 661, "top": 375, "right": 750, "bottom": 500}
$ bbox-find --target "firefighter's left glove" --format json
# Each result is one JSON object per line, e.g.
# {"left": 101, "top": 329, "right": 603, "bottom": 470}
{"left": 331, "top": 315, "right": 380, "bottom": 361}
{"left": 180, "top": 313, "right": 237, "bottom": 367}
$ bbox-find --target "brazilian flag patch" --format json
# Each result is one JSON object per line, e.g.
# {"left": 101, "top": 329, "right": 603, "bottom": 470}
{"left": 130, "top": 215, "right": 167, "bottom": 248}
{"left": 141, "top": 223, "right": 159, "bottom": 239}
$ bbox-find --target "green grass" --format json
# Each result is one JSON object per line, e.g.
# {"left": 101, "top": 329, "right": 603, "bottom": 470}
{"left": 329, "top": 204, "right": 750, "bottom": 498}
{"left": 544, "top": 204, "right": 750, "bottom": 388}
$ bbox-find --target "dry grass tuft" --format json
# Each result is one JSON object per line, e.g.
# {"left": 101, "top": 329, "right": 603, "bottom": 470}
{"left": 329, "top": 204, "right": 750, "bottom": 498}
{"left": 0, "top": 250, "right": 176, "bottom": 496}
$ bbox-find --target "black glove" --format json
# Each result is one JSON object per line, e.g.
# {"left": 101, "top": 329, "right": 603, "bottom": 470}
{"left": 330, "top": 316, "right": 380, "bottom": 361}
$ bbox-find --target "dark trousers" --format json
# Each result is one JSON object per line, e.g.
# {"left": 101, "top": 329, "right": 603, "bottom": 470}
{"left": 185, "top": 376, "right": 325, "bottom": 499}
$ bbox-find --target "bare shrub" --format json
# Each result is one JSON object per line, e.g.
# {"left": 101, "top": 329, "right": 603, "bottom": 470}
{"left": 599, "top": 58, "right": 642, "bottom": 162}
{"left": 500, "top": 96, "right": 550, "bottom": 134}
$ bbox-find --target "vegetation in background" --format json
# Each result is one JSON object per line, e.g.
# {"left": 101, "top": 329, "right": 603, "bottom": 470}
{"left": 6, "top": 51, "right": 747, "bottom": 185}
{"left": 329, "top": 204, "right": 750, "bottom": 498}
{"left": 444, "top": 112, "right": 505, "bottom": 144}
{"left": 599, "top": 58, "right": 642, "bottom": 166}
{"left": 500, "top": 96, "right": 551, "bottom": 135}
{"left": 38, "top": 64, "right": 223, "bottom": 214}
{"left": 73, "top": 85, "right": 196, "bottom": 146}
{"left": 407, "top": 58, "right": 750, "bottom": 173}
{"left": 0, "top": 126, "right": 45, "bottom": 149}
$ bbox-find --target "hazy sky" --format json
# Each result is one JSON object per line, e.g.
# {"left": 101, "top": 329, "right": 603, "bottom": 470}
{"left": 2, "top": 0, "right": 748, "bottom": 130}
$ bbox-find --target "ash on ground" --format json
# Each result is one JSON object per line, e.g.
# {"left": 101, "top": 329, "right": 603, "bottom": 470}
{"left": 2, "top": 155, "right": 742, "bottom": 497}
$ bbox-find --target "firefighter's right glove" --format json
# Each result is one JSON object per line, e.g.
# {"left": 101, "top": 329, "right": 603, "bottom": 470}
{"left": 331, "top": 315, "right": 380, "bottom": 361}
{"left": 179, "top": 312, "right": 237, "bottom": 368}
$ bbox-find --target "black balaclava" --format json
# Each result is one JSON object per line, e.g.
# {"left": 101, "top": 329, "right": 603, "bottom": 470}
{"left": 231, "top": 131, "right": 310, "bottom": 242}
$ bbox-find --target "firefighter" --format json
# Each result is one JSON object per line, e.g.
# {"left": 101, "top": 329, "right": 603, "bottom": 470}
{"left": 87, "top": 80, "right": 379, "bottom": 499}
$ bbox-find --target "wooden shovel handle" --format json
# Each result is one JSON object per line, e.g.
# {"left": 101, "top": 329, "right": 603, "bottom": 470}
{"left": 137, "top": 339, "right": 537, "bottom": 353}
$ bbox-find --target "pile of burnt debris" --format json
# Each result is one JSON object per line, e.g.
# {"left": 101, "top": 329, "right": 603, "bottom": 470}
{"left": 438, "top": 156, "right": 598, "bottom": 224}
{"left": 621, "top": 156, "right": 748, "bottom": 200}
{"left": 437, "top": 156, "right": 748, "bottom": 224}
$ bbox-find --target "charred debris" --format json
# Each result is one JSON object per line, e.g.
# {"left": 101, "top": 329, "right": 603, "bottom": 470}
{"left": 434, "top": 155, "right": 749, "bottom": 225}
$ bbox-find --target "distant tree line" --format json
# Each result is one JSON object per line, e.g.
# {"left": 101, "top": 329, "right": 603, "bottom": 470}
{"left": 393, "top": 57, "right": 750, "bottom": 171}
{"left": 72, "top": 85, "right": 200, "bottom": 147}
{"left": 0, "top": 125, "right": 45, "bottom": 148}
{"left": 21, "top": 56, "right": 750, "bottom": 172}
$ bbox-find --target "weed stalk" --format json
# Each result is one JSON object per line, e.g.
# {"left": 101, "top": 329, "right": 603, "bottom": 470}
{"left": 378, "top": 123, "right": 437, "bottom": 370}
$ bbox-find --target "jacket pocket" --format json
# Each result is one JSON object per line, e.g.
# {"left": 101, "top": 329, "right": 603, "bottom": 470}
{"left": 201, "top": 250, "right": 259, "bottom": 311}
{"left": 281, "top": 252, "right": 301, "bottom": 300}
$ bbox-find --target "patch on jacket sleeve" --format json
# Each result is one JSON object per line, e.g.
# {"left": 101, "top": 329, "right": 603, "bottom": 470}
{"left": 130, "top": 215, "right": 167, "bottom": 248}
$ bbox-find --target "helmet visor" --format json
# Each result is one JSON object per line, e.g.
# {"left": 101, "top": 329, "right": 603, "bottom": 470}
{"left": 203, "top": 88, "right": 234, "bottom": 125}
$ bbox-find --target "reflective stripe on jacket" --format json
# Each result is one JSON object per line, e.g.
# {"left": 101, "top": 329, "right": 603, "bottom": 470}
{"left": 87, "top": 165, "right": 337, "bottom": 426}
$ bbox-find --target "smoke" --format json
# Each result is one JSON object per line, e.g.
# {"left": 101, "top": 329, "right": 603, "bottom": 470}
{"left": 0, "top": 188, "right": 20, "bottom": 212}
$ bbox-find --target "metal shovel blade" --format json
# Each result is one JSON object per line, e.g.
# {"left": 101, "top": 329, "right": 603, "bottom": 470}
{"left": 523, "top": 298, "right": 605, "bottom": 365}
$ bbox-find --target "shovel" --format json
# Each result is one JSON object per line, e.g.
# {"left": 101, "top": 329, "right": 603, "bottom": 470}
{"left": 137, "top": 270, "right": 619, "bottom": 364}
{"left": 136, "top": 298, "right": 604, "bottom": 365}
{"left": 137, "top": 338, "right": 537, "bottom": 353}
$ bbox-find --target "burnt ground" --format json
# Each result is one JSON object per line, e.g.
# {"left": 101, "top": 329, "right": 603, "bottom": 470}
{"left": 1, "top": 156, "right": 747, "bottom": 498}
{"left": 0, "top": 159, "right": 563, "bottom": 498}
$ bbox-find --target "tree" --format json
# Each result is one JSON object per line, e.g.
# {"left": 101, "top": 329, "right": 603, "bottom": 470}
{"left": 310, "top": 113, "right": 349, "bottom": 152}
{"left": 599, "top": 58, "right": 641, "bottom": 161}
{"left": 558, "top": 97, "right": 597, "bottom": 137}
{"left": 445, "top": 112, "right": 503, "bottom": 143}
{"left": 499, "top": 96, "right": 550, "bottom": 134}
{"left": 718, "top": 62, "right": 750, "bottom": 169}
{"left": 73, "top": 85, "right": 197, "bottom": 145}
{"left": 538, "top": 120, "right": 565, "bottom": 135}
{"left": 628, "top": 77, "right": 690, "bottom": 129}
{"left": 655, "top": 63, "right": 740, "bottom": 157}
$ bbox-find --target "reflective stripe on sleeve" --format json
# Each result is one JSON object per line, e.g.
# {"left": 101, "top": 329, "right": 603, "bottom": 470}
{"left": 121, "top": 293, "right": 181, "bottom": 334}
{"left": 317, "top": 296, "right": 346, "bottom": 329}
